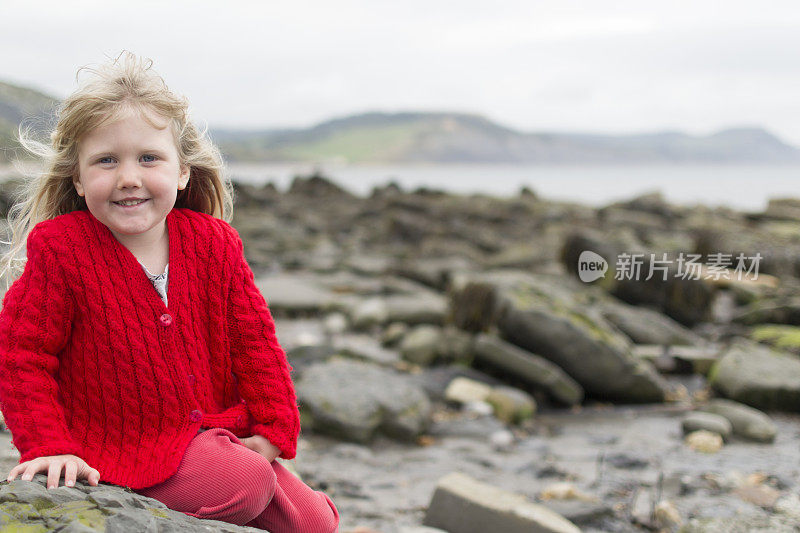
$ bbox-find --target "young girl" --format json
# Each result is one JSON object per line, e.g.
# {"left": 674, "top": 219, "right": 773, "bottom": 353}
{"left": 0, "top": 51, "right": 339, "bottom": 533}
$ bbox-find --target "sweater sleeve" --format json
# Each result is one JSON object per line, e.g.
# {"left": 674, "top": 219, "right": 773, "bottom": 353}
{"left": 0, "top": 226, "right": 82, "bottom": 463}
{"left": 225, "top": 226, "right": 300, "bottom": 460}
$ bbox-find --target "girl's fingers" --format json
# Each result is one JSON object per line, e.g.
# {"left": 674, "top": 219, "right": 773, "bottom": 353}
{"left": 21, "top": 462, "right": 39, "bottom": 481}
{"left": 64, "top": 459, "right": 78, "bottom": 487}
{"left": 47, "top": 459, "right": 64, "bottom": 489}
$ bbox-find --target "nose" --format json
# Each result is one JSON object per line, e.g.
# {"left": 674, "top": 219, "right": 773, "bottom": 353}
{"left": 116, "top": 159, "right": 142, "bottom": 189}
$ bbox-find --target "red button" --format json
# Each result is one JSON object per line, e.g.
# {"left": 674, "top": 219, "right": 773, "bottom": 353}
{"left": 159, "top": 313, "right": 173, "bottom": 327}
{"left": 190, "top": 409, "right": 202, "bottom": 422}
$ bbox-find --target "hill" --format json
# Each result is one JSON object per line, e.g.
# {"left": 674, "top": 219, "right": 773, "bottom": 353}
{"left": 0, "top": 80, "right": 58, "bottom": 162}
{"left": 211, "top": 112, "right": 800, "bottom": 164}
{"left": 1, "top": 79, "right": 797, "bottom": 165}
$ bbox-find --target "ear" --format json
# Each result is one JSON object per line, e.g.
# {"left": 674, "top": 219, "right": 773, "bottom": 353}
{"left": 178, "top": 165, "right": 190, "bottom": 190}
{"left": 73, "top": 175, "right": 85, "bottom": 197}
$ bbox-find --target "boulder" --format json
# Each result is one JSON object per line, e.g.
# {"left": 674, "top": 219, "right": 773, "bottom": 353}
{"left": 496, "top": 293, "right": 668, "bottom": 403}
{"left": 485, "top": 386, "right": 537, "bottom": 425}
{"left": 449, "top": 270, "right": 668, "bottom": 402}
{"left": 697, "top": 398, "right": 777, "bottom": 443}
{"left": 423, "top": 472, "right": 580, "bottom": 533}
{"left": 0, "top": 474, "right": 263, "bottom": 532}
{"left": 598, "top": 301, "right": 704, "bottom": 346}
{"left": 681, "top": 412, "right": 733, "bottom": 441}
{"left": 708, "top": 341, "right": 800, "bottom": 411}
{"left": 472, "top": 334, "right": 583, "bottom": 405}
{"left": 296, "top": 359, "right": 431, "bottom": 443}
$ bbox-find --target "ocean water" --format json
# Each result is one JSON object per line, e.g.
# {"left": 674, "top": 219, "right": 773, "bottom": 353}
{"left": 226, "top": 162, "right": 800, "bottom": 211}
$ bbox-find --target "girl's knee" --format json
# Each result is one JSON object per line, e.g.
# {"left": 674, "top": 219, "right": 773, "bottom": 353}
{"left": 302, "top": 492, "right": 340, "bottom": 533}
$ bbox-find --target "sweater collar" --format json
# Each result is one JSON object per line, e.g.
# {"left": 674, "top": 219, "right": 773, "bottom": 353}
{"left": 83, "top": 208, "right": 181, "bottom": 313}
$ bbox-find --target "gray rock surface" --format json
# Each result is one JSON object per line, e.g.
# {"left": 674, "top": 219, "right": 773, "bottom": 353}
{"left": 708, "top": 341, "right": 800, "bottom": 411}
{"left": 682, "top": 412, "right": 733, "bottom": 441}
{"left": 472, "top": 334, "right": 584, "bottom": 405}
{"left": 296, "top": 358, "right": 432, "bottom": 443}
{"left": 496, "top": 290, "right": 668, "bottom": 402}
{"left": 423, "top": 471, "right": 581, "bottom": 533}
{"left": 697, "top": 398, "right": 777, "bottom": 443}
{"left": 599, "top": 300, "right": 704, "bottom": 346}
{"left": 0, "top": 474, "right": 263, "bottom": 532}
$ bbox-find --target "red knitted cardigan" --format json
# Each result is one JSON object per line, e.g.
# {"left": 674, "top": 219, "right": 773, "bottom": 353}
{"left": 0, "top": 208, "right": 300, "bottom": 489}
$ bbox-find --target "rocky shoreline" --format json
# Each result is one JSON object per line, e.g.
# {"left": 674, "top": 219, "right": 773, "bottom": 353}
{"left": 1, "top": 172, "right": 800, "bottom": 532}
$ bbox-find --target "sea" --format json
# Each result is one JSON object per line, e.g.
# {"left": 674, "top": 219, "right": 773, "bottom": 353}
{"left": 226, "top": 162, "right": 800, "bottom": 212}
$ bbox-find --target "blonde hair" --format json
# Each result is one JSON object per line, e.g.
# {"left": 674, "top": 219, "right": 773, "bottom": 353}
{"left": 0, "top": 50, "right": 234, "bottom": 290}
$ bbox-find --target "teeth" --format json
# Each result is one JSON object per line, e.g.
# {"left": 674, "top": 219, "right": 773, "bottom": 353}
{"left": 116, "top": 199, "right": 146, "bottom": 206}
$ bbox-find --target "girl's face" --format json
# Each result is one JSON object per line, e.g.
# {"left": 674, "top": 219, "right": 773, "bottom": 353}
{"left": 74, "top": 107, "right": 190, "bottom": 248}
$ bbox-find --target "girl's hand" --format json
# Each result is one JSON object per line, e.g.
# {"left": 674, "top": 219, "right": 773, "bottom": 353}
{"left": 7, "top": 454, "right": 101, "bottom": 489}
{"left": 238, "top": 434, "right": 281, "bottom": 463}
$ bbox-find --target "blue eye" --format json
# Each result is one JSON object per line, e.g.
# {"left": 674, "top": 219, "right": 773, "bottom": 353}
{"left": 141, "top": 154, "right": 157, "bottom": 163}
{"left": 98, "top": 157, "right": 115, "bottom": 164}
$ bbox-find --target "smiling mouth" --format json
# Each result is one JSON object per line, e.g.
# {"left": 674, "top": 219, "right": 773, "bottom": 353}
{"left": 114, "top": 199, "right": 149, "bottom": 207}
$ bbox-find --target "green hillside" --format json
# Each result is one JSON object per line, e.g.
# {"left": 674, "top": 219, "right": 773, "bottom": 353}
{"left": 1, "top": 78, "right": 798, "bottom": 165}
{"left": 0, "top": 80, "right": 58, "bottom": 162}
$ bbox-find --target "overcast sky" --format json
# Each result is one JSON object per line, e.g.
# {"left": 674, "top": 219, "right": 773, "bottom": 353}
{"left": 3, "top": 1, "right": 800, "bottom": 146}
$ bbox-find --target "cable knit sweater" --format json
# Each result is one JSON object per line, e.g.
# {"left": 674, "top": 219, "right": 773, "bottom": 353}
{"left": 0, "top": 208, "right": 300, "bottom": 489}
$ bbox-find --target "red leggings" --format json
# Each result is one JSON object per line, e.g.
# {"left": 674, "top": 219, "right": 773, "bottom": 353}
{"left": 133, "top": 428, "right": 339, "bottom": 532}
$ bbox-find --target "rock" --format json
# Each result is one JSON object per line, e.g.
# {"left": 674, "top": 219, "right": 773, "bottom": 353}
{"left": 685, "top": 430, "right": 724, "bottom": 453}
{"left": 560, "top": 231, "right": 717, "bottom": 326}
{"left": 399, "top": 527, "right": 448, "bottom": 533}
{"left": 733, "top": 298, "right": 800, "bottom": 326}
{"left": 384, "top": 293, "right": 449, "bottom": 326}
{"left": 285, "top": 344, "right": 338, "bottom": 376}
{"left": 485, "top": 385, "right": 537, "bottom": 424}
{"left": 429, "top": 413, "right": 508, "bottom": 439}
{"left": 763, "top": 197, "right": 800, "bottom": 222}
{"left": 599, "top": 301, "right": 705, "bottom": 346}
{"left": 734, "top": 483, "right": 781, "bottom": 508}
{"left": 668, "top": 345, "right": 723, "bottom": 375}
{"left": 344, "top": 253, "right": 393, "bottom": 276}
{"left": 435, "top": 326, "right": 474, "bottom": 365}
{"left": 750, "top": 324, "right": 800, "bottom": 354}
{"left": 423, "top": 472, "right": 581, "bottom": 533}
{"left": 464, "top": 401, "right": 494, "bottom": 417}
{"left": 381, "top": 322, "right": 409, "bottom": 347}
{"left": 255, "top": 272, "right": 357, "bottom": 316}
{"left": 444, "top": 377, "right": 492, "bottom": 405}
{"left": 708, "top": 340, "right": 800, "bottom": 411}
{"left": 541, "top": 499, "right": 615, "bottom": 526}
{"left": 489, "top": 429, "right": 515, "bottom": 451}
{"left": 472, "top": 334, "right": 583, "bottom": 406}
{"left": 682, "top": 412, "right": 733, "bottom": 441}
{"left": 399, "top": 325, "right": 473, "bottom": 367}
{"left": 0, "top": 475, "right": 258, "bottom": 532}
{"left": 351, "top": 297, "right": 390, "bottom": 330}
{"left": 296, "top": 359, "right": 431, "bottom": 443}
{"left": 495, "top": 289, "right": 668, "bottom": 402}
{"left": 412, "top": 365, "right": 504, "bottom": 402}
{"left": 682, "top": 514, "right": 798, "bottom": 532}
{"left": 539, "top": 482, "right": 595, "bottom": 502}
{"left": 654, "top": 500, "right": 682, "bottom": 530}
{"left": 286, "top": 172, "right": 355, "bottom": 199}
{"left": 332, "top": 333, "right": 401, "bottom": 366}
{"left": 697, "top": 398, "right": 777, "bottom": 443}
{"left": 322, "top": 312, "right": 348, "bottom": 335}
{"left": 400, "top": 325, "right": 442, "bottom": 366}
{"left": 392, "top": 256, "right": 476, "bottom": 292}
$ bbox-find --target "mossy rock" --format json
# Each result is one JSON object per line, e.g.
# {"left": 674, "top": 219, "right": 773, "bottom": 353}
{"left": 751, "top": 324, "right": 800, "bottom": 354}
